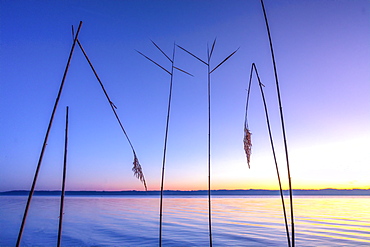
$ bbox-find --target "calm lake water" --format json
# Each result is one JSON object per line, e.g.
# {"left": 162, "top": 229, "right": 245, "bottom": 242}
{"left": 1, "top": 195, "right": 369, "bottom": 246}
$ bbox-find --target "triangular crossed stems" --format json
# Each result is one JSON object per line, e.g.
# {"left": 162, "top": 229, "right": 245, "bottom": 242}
{"left": 17, "top": 22, "right": 148, "bottom": 246}
{"left": 245, "top": 63, "right": 291, "bottom": 247}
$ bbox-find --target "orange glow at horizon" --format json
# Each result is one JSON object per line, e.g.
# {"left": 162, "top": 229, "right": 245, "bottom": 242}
{"left": 61, "top": 134, "right": 369, "bottom": 192}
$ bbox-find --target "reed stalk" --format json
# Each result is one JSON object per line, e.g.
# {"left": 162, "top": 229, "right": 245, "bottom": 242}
{"left": 260, "top": 0, "right": 295, "bottom": 245}
{"left": 207, "top": 47, "right": 212, "bottom": 247}
{"left": 245, "top": 63, "right": 291, "bottom": 247}
{"left": 136, "top": 41, "right": 192, "bottom": 246}
{"left": 158, "top": 44, "right": 175, "bottom": 247}
{"left": 16, "top": 21, "right": 83, "bottom": 247}
{"left": 57, "top": 106, "right": 69, "bottom": 247}
{"left": 76, "top": 39, "right": 147, "bottom": 190}
{"left": 177, "top": 41, "right": 237, "bottom": 247}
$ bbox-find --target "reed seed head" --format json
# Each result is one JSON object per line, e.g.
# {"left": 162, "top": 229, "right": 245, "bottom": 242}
{"left": 244, "top": 127, "right": 252, "bottom": 168}
{"left": 132, "top": 154, "right": 147, "bottom": 191}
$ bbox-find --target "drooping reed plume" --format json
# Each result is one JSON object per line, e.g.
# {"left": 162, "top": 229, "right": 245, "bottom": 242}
{"left": 136, "top": 40, "right": 192, "bottom": 247}
{"left": 243, "top": 61, "right": 253, "bottom": 169}
{"left": 76, "top": 38, "right": 147, "bottom": 191}
{"left": 177, "top": 40, "right": 238, "bottom": 247}
{"left": 243, "top": 127, "right": 252, "bottom": 168}
{"left": 132, "top": 153, "right": 147, "bottom": 190}
{"left": 245, "top": 63, "right": 291, "bottom": 247}
{"left": 260, "top": 0, "right": 295, "bottom": 245}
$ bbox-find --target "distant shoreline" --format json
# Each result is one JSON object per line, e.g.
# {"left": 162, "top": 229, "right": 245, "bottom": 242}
{"left": 1, "top": 189, "right": 369, "bottom": 196}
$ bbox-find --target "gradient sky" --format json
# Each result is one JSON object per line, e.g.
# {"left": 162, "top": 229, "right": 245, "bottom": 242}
{"left": 1, "top": 0, "right": 369, "bottom": 192}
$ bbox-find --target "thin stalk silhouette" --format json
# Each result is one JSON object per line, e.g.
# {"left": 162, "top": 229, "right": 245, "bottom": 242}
{"left": 245, "top": 63, "right": 291, "bottom": 247}
{"left": 206, "top": 45, "right": 212, "bottom": 247}
{"left": 76, "top": 39, "right": 147, "bottom": 190}
{"left": 57, "top": 106, "right": 69, "bottom": 247}
{"left": 158, "top": 44, "right": 175, "bottom": 247}
{"left": 16, "top": 21, "right": 83, "bottom": 247}
{"left": 260, "top": 0, "right": 295, "bottom": 245}
{"left": 177, "top": 41, "right": 238, "bottom": 247}
{"left": 136, "top": 41, "right": 192, "bottom": 247}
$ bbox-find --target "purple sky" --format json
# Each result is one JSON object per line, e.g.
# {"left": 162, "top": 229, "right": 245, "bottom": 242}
{"left": 1, "top": 0, "right": 369, "bottom": 191}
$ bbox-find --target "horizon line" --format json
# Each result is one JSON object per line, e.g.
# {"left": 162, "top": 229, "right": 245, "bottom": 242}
{"left": 1, "top": 188, "right": 369, "bottom": 196}
{"left": 2, "top": 188, "right": 370, "bottom": 192}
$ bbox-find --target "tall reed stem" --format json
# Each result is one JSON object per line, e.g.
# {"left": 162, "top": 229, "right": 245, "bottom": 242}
{"left": 207, "top": 48, "right": 213, "bottom": 247}
{"left": 57, "top": 106, "right": 69, "bottom": 247}
{"left": 136, "top": 41, "right": 193, "bottom": 246}
{"left": 260, "top": 1, "right": 295, "bottom": 245}
{"left": 159, "top": 43, "right": 176, "bottom": 247}
{"left": 16, "top": 21, "right": 83, "bottom": 247}
{"left": 246, "top": 64, "right": 291, "bottom": 247}
{"left": 177, "top": 41, "right": 237, "bottom": 247}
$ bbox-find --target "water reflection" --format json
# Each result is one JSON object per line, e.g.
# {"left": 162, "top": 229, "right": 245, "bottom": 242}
{"left": 1, "top": 196, "right": 369, "bottom": 246}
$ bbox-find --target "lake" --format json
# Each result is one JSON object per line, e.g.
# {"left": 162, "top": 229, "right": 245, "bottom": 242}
{"left": 1, "top": 195, "right": 369, "bottom": 246}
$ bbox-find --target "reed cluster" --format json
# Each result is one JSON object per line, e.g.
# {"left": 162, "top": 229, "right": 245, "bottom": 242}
{"left": 16, "top": 21, "right": 147, "bottom": 246}
{"left": 17, "top": 1, "right": 295, "bottom": 246}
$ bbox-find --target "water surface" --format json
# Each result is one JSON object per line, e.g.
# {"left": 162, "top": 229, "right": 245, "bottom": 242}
{"left": 1, "top": 195, "right": 369, "bottom": 246}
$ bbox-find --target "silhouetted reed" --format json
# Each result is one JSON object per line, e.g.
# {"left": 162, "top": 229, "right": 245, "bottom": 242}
{"left": 177, "top": 40, "right": 238, "bottom": 247}
{"left": 76, "top": 39, "right": 147, "bottom": 190}
{"left": 17, "top": 22, "right": 148, "bottom": 246}
{"left": 137, "top": 41, "right": 192, "bottom": 247}
{"left": 260, "top": 0, "right": 295, "bottom": 245}
{"left": 245, "top": 63, "right": 291, "bottom": 247}
{"left": 57, "top": 106, "right": 69, "bottom": 247}
{"left": 16, "top": 21, "right": 83, "bottom": 247}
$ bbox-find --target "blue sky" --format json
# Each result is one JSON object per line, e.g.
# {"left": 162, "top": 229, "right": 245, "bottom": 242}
{"left": 1, "top": 0, "right": 369, "bottom": 191}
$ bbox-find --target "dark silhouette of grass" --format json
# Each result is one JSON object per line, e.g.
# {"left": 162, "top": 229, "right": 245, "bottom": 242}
{"left": 245, "top": 63, "right": 291, "bottom": 247}
{"left": 57, "top": 106, "right": 69, "bottom": 247}
{"left": 77, "top": 39, "right": 147, "bottom": 191}
{"left": 16, "top": 21, "right": 83, "bottom": 247}
{"left": 17, "top": 22, "right": 148, "bottom": 246}
{"left": 137, "top": 41, "right": 192, "bottom": 247}
{"left": 260, "top": 0, "right": 295, "bottom": 245}
{"left": 177, "top": 41, "right": 238, "bottom": 247}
